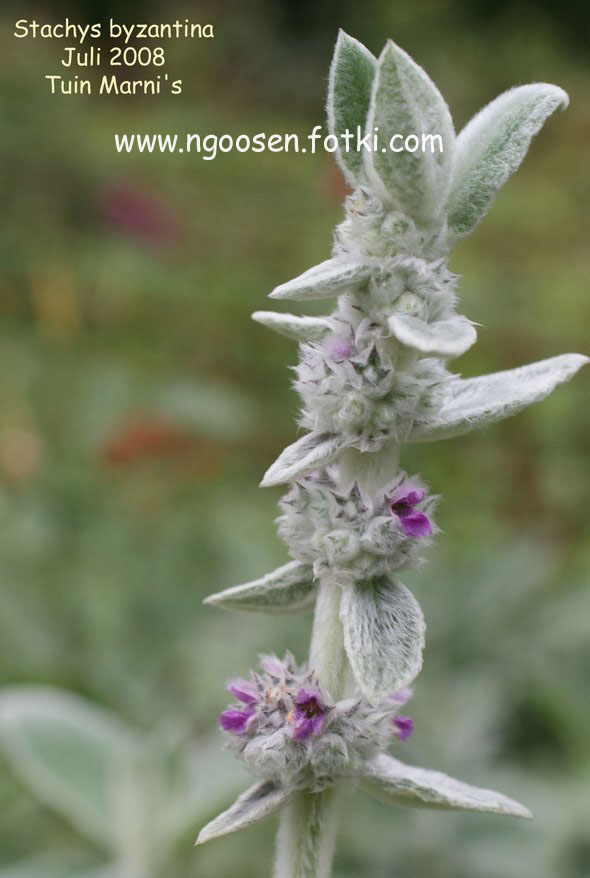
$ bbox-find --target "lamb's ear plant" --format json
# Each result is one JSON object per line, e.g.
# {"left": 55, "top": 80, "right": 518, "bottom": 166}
{"left": 199, "top": 31, "right": 587, "bottom": 878}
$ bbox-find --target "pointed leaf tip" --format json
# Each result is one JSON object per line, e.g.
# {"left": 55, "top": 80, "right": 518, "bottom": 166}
{"left": 411, "top": 353, "right": 588, "bottom": 442}
{"left": 364, "top": 39, "right": 455, "bottom": 224}
{"left": 261, "top": 432, "right": 345, "bottom": 487}
{"left": 361, "top": 754, "right": 532, "bottom": 819}
{"left": 448, "top": 82, "right": 570, "bottom": 238}
{"left": 252, "top": 311, "right": 332, "bottom": 343}
{"left": 196, "top": 781, "right": 291, "bottom": 845}
{"left": 269, "top": 258, "right": 371, "bottom": 302}
{"left": 204, "top": 561, "right": 317, "bottom": 613}
{"left": 328, "top": 31, "right": 377, "bottom": 184}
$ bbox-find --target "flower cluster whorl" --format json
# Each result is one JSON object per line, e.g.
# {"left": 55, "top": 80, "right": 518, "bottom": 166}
{"left": 296, "top": 321, "right": 450, "bottom": 450}
{"left": 219, "top": 654, "right": 413, "bottom": 792}
{"left": 292, "top": 186, "right": 459, "bottom": 454}
{"left": 277, "top": 470, "right": 436, "bottom": 580}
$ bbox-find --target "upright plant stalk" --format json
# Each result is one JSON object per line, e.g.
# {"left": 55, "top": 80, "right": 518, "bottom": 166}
{"left": 308, "top": 578, "right": 347, "bottom": 698}
{"left": 274, "top": 784, "right": 345, "bottom": 878}
{"left": 275, "top": 445, "right": 404, "bottom": 875}
{"left": 197, "top": 31, "right": 587, "bottom": 877}
{"left": 272, "top": 580, "right": 346, "bottom": 878}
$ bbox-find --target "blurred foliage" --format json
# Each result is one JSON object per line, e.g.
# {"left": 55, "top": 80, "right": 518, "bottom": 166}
{"left": 0, "top": 1, "right": 588, "bottom": 876}
{"left": 0, "top": 686, "right": 246, "bottom": 876}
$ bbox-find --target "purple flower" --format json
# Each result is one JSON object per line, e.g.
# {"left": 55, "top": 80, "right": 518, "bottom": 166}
{"left": 393, "top": 715, "right": 414, "bottom": 741}
{"left": 326, "top": 336, "right": 355, "bottom": 363}
{"left": 227, "top": 678, "right": 258, "bottom": 705}
{"left": 219, "top": 708, "right": 255, "bottom": 734}
{"left": 389, "top": 484, "right": 432, "bottom": 538}
{"left": 291, "top": 688, "right": 328, "bottom": 740}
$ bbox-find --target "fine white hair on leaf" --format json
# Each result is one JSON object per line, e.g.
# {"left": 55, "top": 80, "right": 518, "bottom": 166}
{"left": 252, "top": 311, "right": 333, "bottom": 343}
{"left": 269, "top": 258, "right": 371, "bottom": 302}
{"left": 340, "top": 578, "right": 426, "bottom": 705}
{"left": 204, "top": 561, "right": 317, "bottom": 613}
{"left": 388, "top": 313, "right": 477, "bottom": 358}
{"left": 196, "top": 780, "right": 292, "bottom": 845}
{"left": 364, "top": 40, "right": 455, "bottom": 226}
{"left": 361, "top": 753, "right": 532, "bottom": 819}
{"left": 410, "top": 353, "right": 589, "bottom": 441}
{"left": 327, "top": 30, "right": 377, "bottom": 186}
{"left": 447, "top": 82, "right": 569, "bottom": 238}
{"left": 261, "top": 432, "right": 345, "bottom": 487}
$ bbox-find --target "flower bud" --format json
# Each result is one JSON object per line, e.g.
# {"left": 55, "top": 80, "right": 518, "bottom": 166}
{"left": 321, "top": 529, "right": 360, "bottom": 564}
{"left": 334, "top": 392, "right": 374, "bottom": 431}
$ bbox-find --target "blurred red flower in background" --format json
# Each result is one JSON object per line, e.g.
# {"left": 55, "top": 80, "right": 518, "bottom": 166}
{"left": 98, "top": 181, "right": 183, "bottom": 247}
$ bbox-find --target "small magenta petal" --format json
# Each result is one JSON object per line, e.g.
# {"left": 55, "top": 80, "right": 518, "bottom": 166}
{"left": 292, "top": 717, "right": 314, "bottom": 740}
{"left": 259, "top": 655, "right": 284, "bottom": 677}
{"left": 393, "top": 715, "right": 414, "bottom": 741}
{"left": 401, "top": 490, "right": 425, "bottom": 507}
{"left": 292, "top": 688, "right": 327, "bottom": 739}
{"left": 295, "top": 687, "right": 324, "bottom": 708}
{"left": 219, "top": 708, "right": 254, "bottom": 734}
{"left": 227, "top": 678, "right": 258, "bottom": 705}
{"left": 309, "top": 713, "right": 326, "bottom": 735}
{"left": 399, "top": 510, "right": 432, "bottom": 538}
{"left": 389, "top": 482, "right": 425, "bottom": 508}
{"left": 293, "top": 712, "right": 326, "bottom": 740}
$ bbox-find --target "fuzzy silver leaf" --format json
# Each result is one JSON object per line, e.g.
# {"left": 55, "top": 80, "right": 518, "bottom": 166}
{"left": 269, "top": 258, "right": 371, "bottom": 302}
{"left": 410, "top": 353, "right": 588, "bottom": 441}
{"left": 327, "top": 30, "right": 377, "bottom": 185}
{"left": 364, "top": 41, "right": 455, "bottom": 225}
{"left": 196, "top": 780, "right": 292, "bottom": 845}
{"left": 388, "top": 313, "right": 477, "bottom": 358}
{"left": 261, "top": 432, "right": 345, "bottom": 488}
{"left": 447, "top": 83, "right": 569, "bottom": 238}
{"left": 252, "top": 311, "right": 332, "bottom": 343}
{"left": 340, "top": 578, "right": 425, "bottom": 705}
{"left": 204, "top": 561, "right": 317, "bottom": 613}
{"left": 361, "top": 753, "right": 532, "bottom": 819}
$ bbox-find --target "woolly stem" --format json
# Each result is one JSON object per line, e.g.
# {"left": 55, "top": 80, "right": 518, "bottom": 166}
{"left": 339, "top": 441, "right": 401, "bottom": 499}
{"left": 273, "top": 578, "right": 347, "bottom": 877}
{"left": 309, "top": 577, "right": 347, "bottom": 698}
{"left": 273, "top": 786, "right": 346, "bottom": 878}
{"left": 272, "top": 433, "right": 401, "bottom": 877}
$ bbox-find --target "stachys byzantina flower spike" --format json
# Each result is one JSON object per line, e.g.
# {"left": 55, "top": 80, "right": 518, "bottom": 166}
{"left": 201, "top": 30, "right": 586, "bottom": 876}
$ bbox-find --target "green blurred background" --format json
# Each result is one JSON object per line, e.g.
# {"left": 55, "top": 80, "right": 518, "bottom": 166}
{"left": 0, "top": 1, "right": 588, "bottom": 875}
